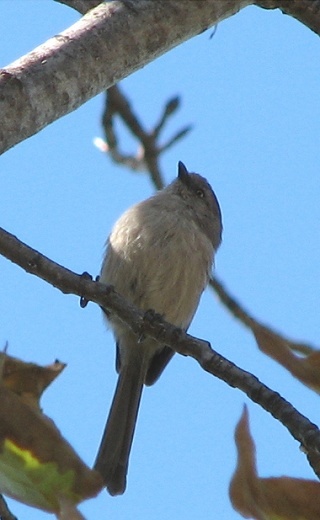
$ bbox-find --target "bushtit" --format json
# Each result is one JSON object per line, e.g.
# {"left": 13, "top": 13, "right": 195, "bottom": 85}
{"left": 94, "top": 161, "right": 222, "bottom": 495}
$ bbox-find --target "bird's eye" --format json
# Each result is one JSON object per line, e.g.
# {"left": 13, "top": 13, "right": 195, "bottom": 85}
{"left": 196, "top": 189, "right": 205, "bottom": 198}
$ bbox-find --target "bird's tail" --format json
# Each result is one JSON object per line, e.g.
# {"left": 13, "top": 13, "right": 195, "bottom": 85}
{"left": 94, "top": 360, "right": 144, "bottom": 496}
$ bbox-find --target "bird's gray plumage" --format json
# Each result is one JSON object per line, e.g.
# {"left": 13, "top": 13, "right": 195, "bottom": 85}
{"left": 94, "top": 161, "right": 222, "bottom": 495}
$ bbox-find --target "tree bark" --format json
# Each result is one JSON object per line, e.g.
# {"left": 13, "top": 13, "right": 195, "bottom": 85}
{"left": 0, "top": 0, "right": 252, "bottom": 156}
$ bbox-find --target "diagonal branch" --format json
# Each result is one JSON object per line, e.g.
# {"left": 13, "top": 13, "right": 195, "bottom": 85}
{"left": 58, "top": 0, "right": 320, "bottom": 35}
{"left": 1, "top": 225, "right": 320, "bottom": 477}
{"left": 0, "top": 0, "right": 254, "bottom": 156}
{"left": 210, "top": 276, "right": 317, "bottom": 356}
{"left": 1, "top": 0, "right": 319, "bottom": 156}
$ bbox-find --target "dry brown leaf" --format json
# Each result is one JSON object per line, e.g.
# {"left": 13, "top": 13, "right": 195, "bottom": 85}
{"left": 0, "top": 354, "right": 103, "bottom": 516}
{"left": 230, "top": 406, "right": 320, "bottom": 519}
{"left": 252, "top": 325, "right": 320, "bottom": 393}
{"left": 0, "top": 352, "right": 66, "bottom": 409}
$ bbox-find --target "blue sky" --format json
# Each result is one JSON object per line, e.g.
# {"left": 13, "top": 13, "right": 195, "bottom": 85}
{"left": 1, "top": 1, "right": 320, "bottom": 519}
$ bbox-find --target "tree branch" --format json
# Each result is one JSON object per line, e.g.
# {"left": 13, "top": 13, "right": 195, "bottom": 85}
{"left": 99, "top": 85, "right": 191, "bottom": 189}
{"left": 58, "top": 0, "right": 320, "bottom": 35}
{"left": 1, "top": 225, "right": 320, "bottom": 476}
{"left": 0, "top": 0, "right": 253, "bottom": 156}
{"left": 210, "top": 276, "right": 317, "bottom": 356}
{"left": 255, "top": 0, "right": 320, "bottom": 35}
{"left": 102, "top": 85, "right": 164, "bottom": 189}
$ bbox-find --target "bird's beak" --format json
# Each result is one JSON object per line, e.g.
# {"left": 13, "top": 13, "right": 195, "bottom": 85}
{"left": 178, "top": 161, "right": 189, "bottom": 183}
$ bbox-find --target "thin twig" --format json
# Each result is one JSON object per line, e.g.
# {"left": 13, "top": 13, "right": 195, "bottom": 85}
{"left": 209, "top": 276, "right": 318, "bottom": 356}
{"left": 100, "top": 85, "right": 192, "bottom": 190}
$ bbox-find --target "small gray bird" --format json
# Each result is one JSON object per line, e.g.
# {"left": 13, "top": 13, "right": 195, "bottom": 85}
{"left": 94, "top": 161, "right": 222, "bottom": 495}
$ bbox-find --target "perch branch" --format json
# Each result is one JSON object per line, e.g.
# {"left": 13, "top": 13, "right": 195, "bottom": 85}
{"left": 1, "top": 225, "right": 320, "bottom": 477}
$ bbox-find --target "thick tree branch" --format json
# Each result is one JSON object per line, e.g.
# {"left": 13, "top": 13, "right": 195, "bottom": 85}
{"left": 1, "top": 225, "right": 320, "bottom": 477}
{"left": 58, "top": 0, "right": 320, "bottom": 35}
{"left": 0, "top": 0, "right": 253, "bottom": 156}
{"left": 1, "top": 0, "right": 319, "bottom": 156}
